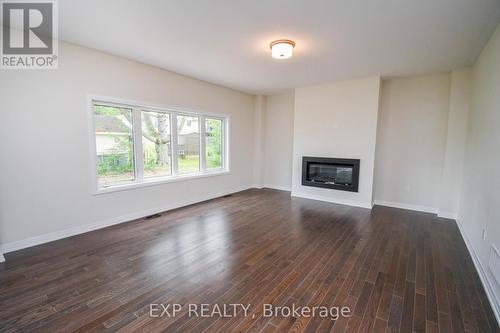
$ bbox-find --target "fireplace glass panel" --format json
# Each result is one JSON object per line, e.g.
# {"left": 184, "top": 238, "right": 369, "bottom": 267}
{"left": 307, "top": 163, "right": 354, "bottom": 185}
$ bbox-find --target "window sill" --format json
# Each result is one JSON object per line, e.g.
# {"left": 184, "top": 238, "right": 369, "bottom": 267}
{"left": 94, "top": 169, "right": 230, "bottom": 195}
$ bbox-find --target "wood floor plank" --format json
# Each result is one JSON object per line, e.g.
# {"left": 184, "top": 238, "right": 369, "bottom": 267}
{"left": 358, "top": 272, "right": 385, "bottom": 332}
{"left": 438, "top": 311, "right": 453, "bottom": 333}
{"left": 400, "top": 281, "right": 415, "bottom": 333}
{"left": 413, "top": 292, "right": 426, "bottom": 333}
{"left": 423, "top": 219, "right": 438, "bottom": 326}
{"left": 387, "top": 295, "right": 404, "bottom": 333}
{"left": 373, "top": 317, "right": 387, "bottom": 333}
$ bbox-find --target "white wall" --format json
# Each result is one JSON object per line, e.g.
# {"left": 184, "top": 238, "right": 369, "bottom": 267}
{"left": 458, "top": 23, "right": 500, "bottom": 319}
{"left": 262, "top": 92, "right": 295, "bottom": 191}
{"left": 374, "top": 74, "right": 451, "bottom": 212}
{"left": 0, "top": 42, "right": 255, "bottom": 250}
{"left": 291, "top": 77, "right": 381, "bottom": 208}
{"left": 438, "top": 69, "right": 472, "bottom": 218}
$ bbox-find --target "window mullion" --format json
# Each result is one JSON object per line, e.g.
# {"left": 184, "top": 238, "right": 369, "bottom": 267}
{"left": 200, "top": 116, "right": 206, "bottom": 172}
{"left": 171, "top": 113, "right": 179, "bottom": 176}
{"left": 132, "top": 108, "right": 144, "bottom": 182}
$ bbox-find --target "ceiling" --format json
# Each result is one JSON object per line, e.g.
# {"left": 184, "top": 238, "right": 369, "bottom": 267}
{"left": 59, "top": 0, "right": 500, "bottom": 94}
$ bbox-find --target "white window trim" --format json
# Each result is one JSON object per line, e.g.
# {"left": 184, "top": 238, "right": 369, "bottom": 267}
{"left": 87, "top": 95, "right": 230, "bottom": 195}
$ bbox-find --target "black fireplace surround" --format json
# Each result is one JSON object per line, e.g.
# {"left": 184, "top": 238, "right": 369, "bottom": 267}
{"left": 302, "top": 157, "right": 360, "bottom": 192}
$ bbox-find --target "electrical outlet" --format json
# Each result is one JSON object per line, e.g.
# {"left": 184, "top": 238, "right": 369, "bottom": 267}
{"left": 482, "top": 228, "right": 487, "bottom": 241}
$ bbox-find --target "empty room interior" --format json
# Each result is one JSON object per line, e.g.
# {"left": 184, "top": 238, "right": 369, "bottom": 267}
{"left": 2, "top": 1, "right": 500, "bottom": 332}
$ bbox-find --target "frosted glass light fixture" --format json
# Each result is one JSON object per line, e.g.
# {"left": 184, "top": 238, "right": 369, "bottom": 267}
{"left": 270, "top": 39, "right": 295, "bottom": 59}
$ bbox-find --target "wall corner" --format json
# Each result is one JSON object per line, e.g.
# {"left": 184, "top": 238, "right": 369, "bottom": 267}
{"left": 253, "top": 95, "right": 266, "bottom": 187}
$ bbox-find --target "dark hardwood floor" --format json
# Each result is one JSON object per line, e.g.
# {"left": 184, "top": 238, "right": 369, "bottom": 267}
{"left": 0, "top": 189, "right": 498, "bottom": 333}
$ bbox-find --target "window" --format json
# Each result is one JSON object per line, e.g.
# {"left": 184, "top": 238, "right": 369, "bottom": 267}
{"left": 205, "top": 118, "right": 223, "bottom": 169}
{"left": 91, "top": 99, "right": 227, "bottom": 192}
{"left": 93, "top": 104, "right": 135, "bottom": 187}
{"left": 142, "top": 111, "right": 172, "bottom": 178}
{"left": 177, "top": 115, "right": 200, "bottom": 173}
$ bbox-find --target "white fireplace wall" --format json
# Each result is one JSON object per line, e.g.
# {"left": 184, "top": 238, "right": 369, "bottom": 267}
{"left": 260, "top": 72, "right": 472, "bottom": 216}
{"left": 290, "top": 77, "right": 382, "bottom": 208}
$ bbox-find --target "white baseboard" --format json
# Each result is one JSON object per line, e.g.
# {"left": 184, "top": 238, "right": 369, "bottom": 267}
{"left": 0, "top": 253, "right": 5, "bottom": 263}
{"left": 455, "top": 219, "right": 500, "bottom": 326}
{"left": 251, "top": 184, "right": 264, "bottom": 189}
{"left": 291, "top": 191, "right": 372, "bottom": 209}
{"left": 373, "top": 200, "right": 438, "bottom": 214}
{"left": 0, "top": 184, "right": 253, "bottom": 255}
{"left": 262, "top": 184, "right": 292, "bottom": 192}
{"left": 437, "top": 211, "right": 458, "bottom": 219}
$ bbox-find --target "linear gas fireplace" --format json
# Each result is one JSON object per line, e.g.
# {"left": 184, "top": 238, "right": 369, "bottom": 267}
{"left": 302, "top": 157, "right": 360, "bottom": 192}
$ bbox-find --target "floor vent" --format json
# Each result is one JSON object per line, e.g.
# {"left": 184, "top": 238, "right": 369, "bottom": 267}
{"left": 144, "top": 213, "right": 162, "bottom": 220}
{"left": 488, "top": 245, "right": 500, "bottom": 287}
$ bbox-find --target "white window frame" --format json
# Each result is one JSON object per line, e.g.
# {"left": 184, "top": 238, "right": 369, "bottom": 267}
{"left": 88, "top": 95, "right": 229, "bottom": 194}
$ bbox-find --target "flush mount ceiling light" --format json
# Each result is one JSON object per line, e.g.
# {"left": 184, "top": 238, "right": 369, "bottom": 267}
{"left": 270, "top": 39, "right": 295, "bottom": 59}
